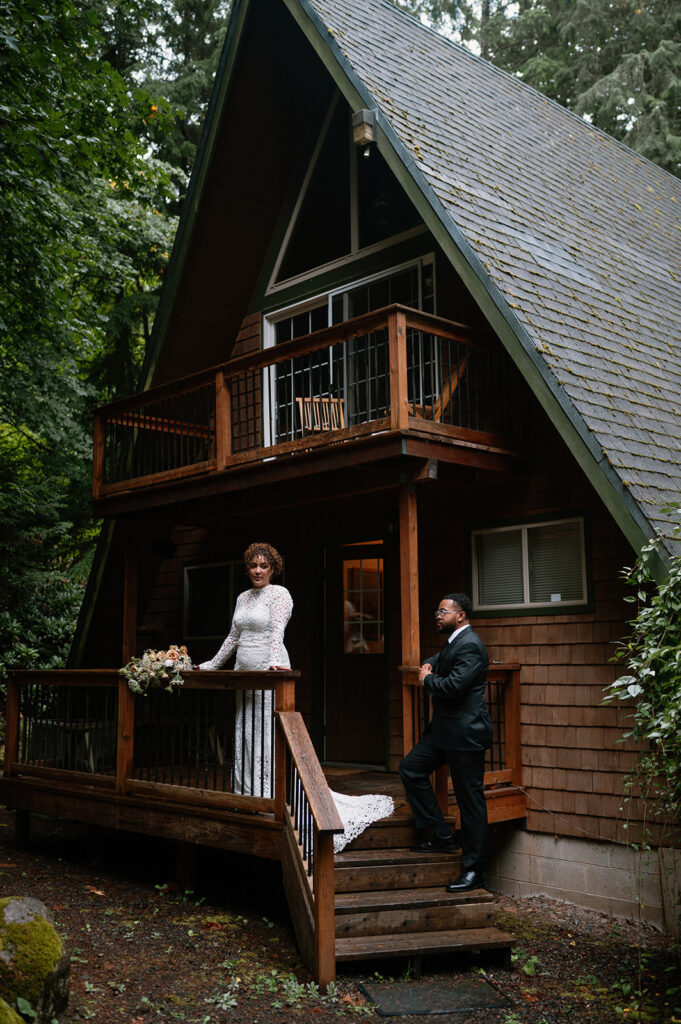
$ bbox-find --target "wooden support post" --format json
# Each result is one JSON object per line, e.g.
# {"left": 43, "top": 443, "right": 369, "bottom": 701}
{"left": 399, "top": 486, "right": 448, "bottom": 813}
{"left": 176, "top": 841, "right": 197, "bottom": 891}
{"left": 313, "top": 830, "right": 336, "bottom": 990}
{"left": 14, "top": 809, "right": 30, "bottom": 849}
{"left": 276, "top": 677, "right": 296, "bottom": 713}
{"left": 388, "top": 309, "right": 409, "bottom": 431}
{"left": 4, "top": 675, "right": 19, "bottom": 778}
{"left": 122, "top": 540, "right": 138, "bottom": 666}
{"left": 215, "top": 369, "right": 231, "bottom": 471}
{"left": 398, "top": 485, "right": 420, "bottom": 666}
{"left": 116, "top": 677, "right": 135, "bottom": 796}
{"left": 92, "top": 411, "right": 105, "bottom": 501}
{"left": 504, "top": 667, "right": 522, "bottom": 787}
{"left": 399, "top": 484, "right": 420, "bottom": 757}
{"left": 274, "top": 677, "right": 296, "bottom": 823}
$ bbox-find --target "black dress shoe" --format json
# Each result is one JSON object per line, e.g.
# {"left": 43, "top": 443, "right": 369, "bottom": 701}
{"left": 446, "top": 870, "right": 484, "bottom": 892}
{"left": 412, "top": 834, "right": 459, "bottom": 854}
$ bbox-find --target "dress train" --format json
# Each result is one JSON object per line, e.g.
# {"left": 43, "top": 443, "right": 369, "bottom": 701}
{"left": 329, "top": 791, "right": 395, "bottom": 853}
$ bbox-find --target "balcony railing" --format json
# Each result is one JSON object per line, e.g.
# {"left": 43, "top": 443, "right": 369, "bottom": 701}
{"left": 401, "top": 663, "right": 522, "bottom": 811}
{"left": 93, "top": 305, "right": 511, "bottom": 499}
{"left": 3, "top": 669, "right": 297, "bottom": 814}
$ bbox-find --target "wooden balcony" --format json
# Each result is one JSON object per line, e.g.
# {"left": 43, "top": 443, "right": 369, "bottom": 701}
{"left": 92, "top": 305, "right": 519, "bottom": 514}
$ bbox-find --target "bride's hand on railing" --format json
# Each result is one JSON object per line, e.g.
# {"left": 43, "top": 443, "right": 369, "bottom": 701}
{"left": 269, "top": 665, "right": 288, "bottom": 671}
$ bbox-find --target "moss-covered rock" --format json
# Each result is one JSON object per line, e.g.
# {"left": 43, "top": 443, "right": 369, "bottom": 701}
{"left": 0, "top": 897, "right": 69, "bottom": 1023}
{"left": 0, "top": 998, "right": 23, "bottom": 1024}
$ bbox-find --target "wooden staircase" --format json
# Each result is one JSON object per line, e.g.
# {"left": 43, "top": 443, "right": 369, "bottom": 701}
{"left": 277, "top": 712, "right": 514, "bottom": 987}
{"left": 333, "top": 817, "right": 513, "bottom": 966}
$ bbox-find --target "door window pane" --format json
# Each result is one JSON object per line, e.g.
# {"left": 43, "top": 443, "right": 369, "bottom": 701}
{"left": 343, "top": 557, "right": 384, "bottom": 654}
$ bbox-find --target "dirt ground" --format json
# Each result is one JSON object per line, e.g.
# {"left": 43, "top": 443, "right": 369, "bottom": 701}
{"left": 0, "top": 806, "right": 679, "bottom": 1024}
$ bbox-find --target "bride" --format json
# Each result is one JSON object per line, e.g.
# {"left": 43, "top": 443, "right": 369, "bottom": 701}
{"left": 198, "top": 542, "right": 393, "bottom": 850}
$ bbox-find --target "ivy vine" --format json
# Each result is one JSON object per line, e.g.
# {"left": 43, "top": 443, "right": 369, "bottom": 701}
{"left": 605, "top": 508, "right": 681, "bottom": 829}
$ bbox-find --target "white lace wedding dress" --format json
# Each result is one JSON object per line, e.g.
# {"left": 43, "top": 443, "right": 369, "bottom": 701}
{"left": 199, "top": 584, "right": 293, "bottom": 797}
{"left": 199, "top": 584, "right": 394, "bottom": 847}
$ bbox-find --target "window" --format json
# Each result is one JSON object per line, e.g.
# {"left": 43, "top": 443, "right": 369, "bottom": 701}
{"left": 264, "top": 257, "right": 435, "bottom": 444}
{"left": 471, "top": 517, "right": 588, "bottom": 612}
{"left": 183, "top": 561, "right": 243, "bottom": 663}
{"left": 276, "top": 99, "right": 351, "bottom": 282}
{"left": 271, "top": 94, "right": 422, "bottom": 289}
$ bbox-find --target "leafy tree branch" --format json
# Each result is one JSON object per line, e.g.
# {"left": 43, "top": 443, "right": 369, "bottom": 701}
{"left": 605, "top": 507, "right": 681, "bottom": 831}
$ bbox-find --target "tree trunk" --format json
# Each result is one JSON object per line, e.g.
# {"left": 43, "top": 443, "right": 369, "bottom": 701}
{"left": 480, "top": 0, "right": 491, "bottom": 61}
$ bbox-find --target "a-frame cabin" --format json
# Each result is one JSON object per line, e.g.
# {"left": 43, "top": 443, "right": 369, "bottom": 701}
{"left": 4, "top": 0, "right": 681, "bottom": 984}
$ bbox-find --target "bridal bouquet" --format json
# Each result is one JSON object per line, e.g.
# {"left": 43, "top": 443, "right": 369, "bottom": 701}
{"left": 120, "top": 645, "right": 192, "bottom": 695}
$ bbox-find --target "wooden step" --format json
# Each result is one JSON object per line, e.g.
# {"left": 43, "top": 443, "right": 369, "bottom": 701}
{"left": 335, "top": 886, "right": 494, "bottom": 938}
{"left": 335, "top": 848, "right": 459, "bottom": 867}
{"left": 334, "top": 848, "right": 460, "bottom": 893}
{"left": 343, "top": 815, "right": 458, "bottom": 851}
{"left": 335, "top": 926, "right": 515, "bottom": 962}
{"left": 335, "top": 886, "right": 491, "bottom": 913}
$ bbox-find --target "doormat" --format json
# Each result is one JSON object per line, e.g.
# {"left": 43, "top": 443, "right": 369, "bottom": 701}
{"left": 356, "top": 977, "right": 511, "bottom": 1016}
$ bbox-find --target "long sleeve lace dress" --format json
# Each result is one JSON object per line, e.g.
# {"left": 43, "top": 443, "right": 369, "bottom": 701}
{"left": 199, "top": 584, "right": 292, "bottom": 797}
{"left": 199, "top": 583, "right": 394, "bottom": 848}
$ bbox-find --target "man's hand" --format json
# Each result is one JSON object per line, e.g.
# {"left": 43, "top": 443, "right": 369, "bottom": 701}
{"left": 418, "top": 662, "right": 433, "bottom": 683}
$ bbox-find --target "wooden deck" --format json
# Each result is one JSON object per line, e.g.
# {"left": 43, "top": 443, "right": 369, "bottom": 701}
{"left": 1, "top": 669, "right": 523, "bottom": 985}
{"left": 324, "top": 766, "right": 526, "bottom": 829}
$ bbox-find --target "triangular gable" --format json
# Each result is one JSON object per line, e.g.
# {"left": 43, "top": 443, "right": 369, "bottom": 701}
{"left": 131, "top": 0, "right": 680, "bottom": 567}
{"left": 279, "top": 0, "right": 681, "bottom": 562}
{"left": 266, "top": 92, "right": 422, "bottom": 289}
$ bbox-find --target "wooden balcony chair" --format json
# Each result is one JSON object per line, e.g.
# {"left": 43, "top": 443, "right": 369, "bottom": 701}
{"left": 295, "top": 396, "right": 346, "bottom": 436}
{"left": 412, "top": 355, "right": 467, "bottom": 422}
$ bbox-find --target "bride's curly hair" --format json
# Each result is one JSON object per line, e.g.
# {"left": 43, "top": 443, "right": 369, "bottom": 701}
{"left": 244, "top": 542, "right": 283, "bottom": 577}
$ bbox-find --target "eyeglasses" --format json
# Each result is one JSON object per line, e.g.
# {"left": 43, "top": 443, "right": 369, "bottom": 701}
{"left": 435, "top": 608, "right": 458, "bottom": 617}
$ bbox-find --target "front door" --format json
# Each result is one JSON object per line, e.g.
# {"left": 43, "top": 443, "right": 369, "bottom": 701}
{"left": 324, "top": 543, "right": 387, "bottom": 765}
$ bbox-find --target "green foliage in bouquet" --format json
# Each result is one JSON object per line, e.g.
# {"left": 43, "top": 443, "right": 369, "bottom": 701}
{"left": 120, "top": 645, "right": 192, "bottom": 695}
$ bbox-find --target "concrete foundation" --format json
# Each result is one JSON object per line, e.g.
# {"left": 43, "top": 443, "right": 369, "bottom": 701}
{"left": 487, "top": 825, "right": 680, "bottom": 933}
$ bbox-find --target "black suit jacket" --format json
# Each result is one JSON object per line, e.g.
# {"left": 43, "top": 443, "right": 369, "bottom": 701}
{"left": 422, "top": 627, "right": 493, "bottom": 751}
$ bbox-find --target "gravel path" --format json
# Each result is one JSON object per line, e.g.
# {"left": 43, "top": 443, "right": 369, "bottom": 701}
{"left": 0, "top": 807, "right": 678, "bottom": 1023}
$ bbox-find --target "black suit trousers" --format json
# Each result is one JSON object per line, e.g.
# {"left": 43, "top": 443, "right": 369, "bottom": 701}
{"left": 399, "top": 733, "right": 487, "bottom": 873}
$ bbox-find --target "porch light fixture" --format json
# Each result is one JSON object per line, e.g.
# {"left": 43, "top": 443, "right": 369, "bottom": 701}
{"left": 352, "top": 108, "right": 377, "bottom": 156}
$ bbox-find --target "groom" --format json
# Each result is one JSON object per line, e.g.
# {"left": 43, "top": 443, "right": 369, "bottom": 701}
{"left": 399, "top": 593, "right": 492, "bottom": 892}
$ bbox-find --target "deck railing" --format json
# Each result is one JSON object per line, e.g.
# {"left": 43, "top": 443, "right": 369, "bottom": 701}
{"left": 93, "top": 305, "right": 509, "bottom": 498}
{"left": 401, "top": 663, "right": 522, "bottom": 812}
{"left": 277, "top": 711, "right": 343, "bottom": 989}
{"left": 3, "top": 669, "right": 297, "bottom": 814}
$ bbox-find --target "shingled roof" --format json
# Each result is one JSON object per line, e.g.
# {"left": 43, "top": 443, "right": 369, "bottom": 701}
{"left": 280, "top": 0, "right": 681, "bottom": 556}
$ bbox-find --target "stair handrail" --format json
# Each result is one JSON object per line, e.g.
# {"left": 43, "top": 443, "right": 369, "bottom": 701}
{"left": 276, "top": 710, "right": 343, "bottom": 989}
